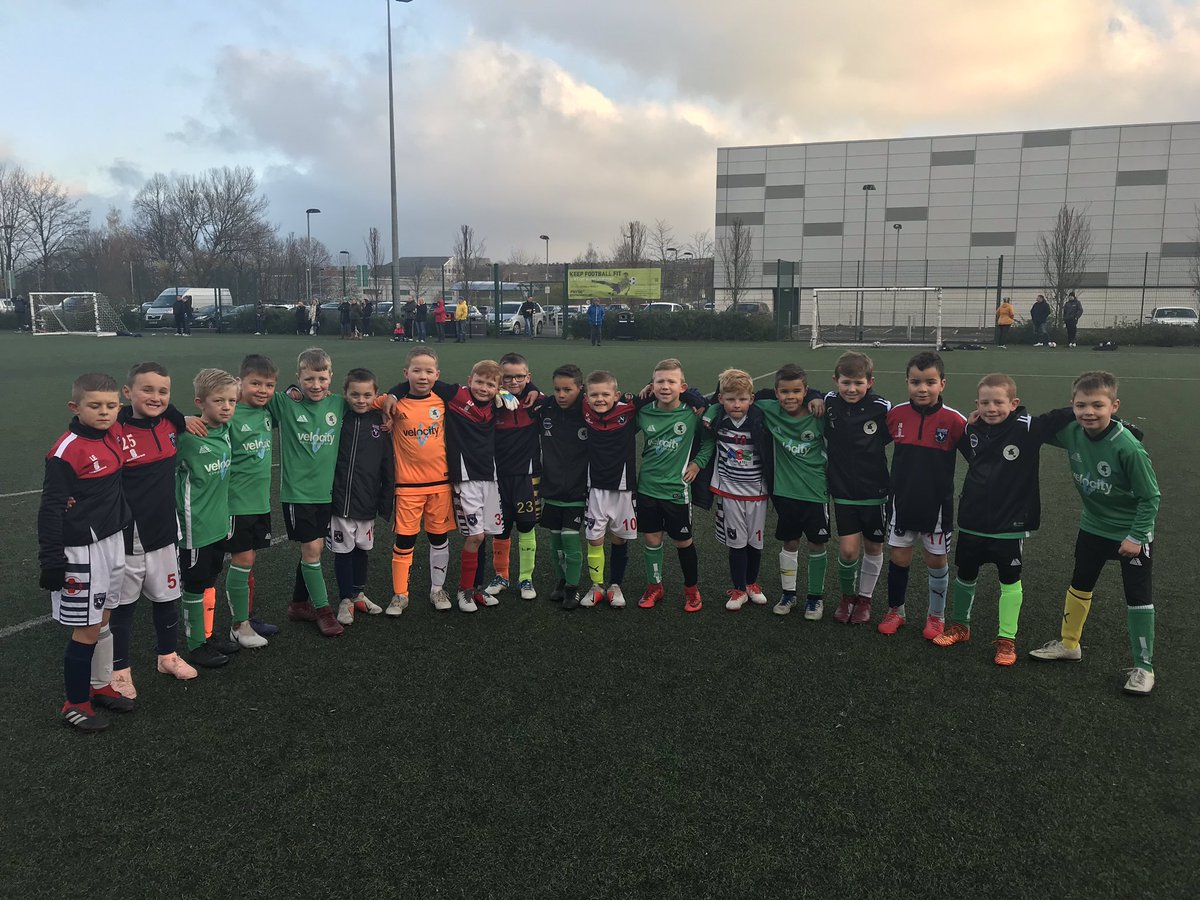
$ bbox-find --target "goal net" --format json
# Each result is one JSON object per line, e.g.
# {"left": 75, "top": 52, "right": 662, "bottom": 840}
{"left": 30, "top": 292, "right": 132, "bottom": 337}
{"left": 810, "top": 287, "right": 942, "bottom": 349}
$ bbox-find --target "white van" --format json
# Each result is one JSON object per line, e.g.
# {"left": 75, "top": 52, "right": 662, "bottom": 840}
{"left": 144, "top": 287, "right": 233, "bottom": 329}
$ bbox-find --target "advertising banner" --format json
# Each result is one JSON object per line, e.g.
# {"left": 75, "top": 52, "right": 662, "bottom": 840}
{"left": 568, "top": 268, "right": 661, "bottom": 300}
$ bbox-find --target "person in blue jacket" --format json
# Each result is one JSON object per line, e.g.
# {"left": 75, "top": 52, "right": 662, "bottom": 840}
{"left": 587, "top": 299, "right": 605, "bottom": 346}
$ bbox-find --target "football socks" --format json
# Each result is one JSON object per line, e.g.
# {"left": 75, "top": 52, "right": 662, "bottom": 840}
{"left": 838, "top": 556, "right": 859, "bottom": 596}
{"left": 928, "top": 566, "right": 949, "bottom": 618}
{"left": 64, "top": 638, "right": 95, "bottom": 705}
{"left": 859, "top": 551, "right": 884, "bottom": 599}
{"left": 460, "top": 547, "right": 480, "bottom": 591}
{"left": 182, "top": 590, "right": 206, "bottom": 651}
{"left": 151, "top": 599, "right": 179, "bottom": 656}
{"left": 997, "top": 580, "right": 1023, "bottom": 640}
{"left": 1127, "top": 605, "right": 1155, "bottom": 672}
{"left": 492, "top": 537, "right": 511, "bottom": 582}
{"left": 109, "top": 602, "right": 136, "bottom": 671}
{"left": 548, "top": 531, "right": 564, "bottom": 579}
{"left": 391, "top": 537, "right": 414, "bottom": 595}
{"left": 351, "top": 547, "right": 369, "bottom": 595}
{"left": 587, "top": 543, "right": 605, "bottom": 586}
{"left": 952, "top": 577, "right": 977, "bottom": 626}
{"left": 1061, "top": 587, "right": 1093, "bottom": 650}
{"left": 611, "top": 542, "right": 629, "bottom": 586}
{"left": 300, "top": 561, "right": 330, "bottom": 609}
{"left": 292, "top": 563, "right": 310, "bottom": 604}
{"left": 429, "top": 539, "right": 449, "bottom": 590}
{"left": 518, "top": 529, "right": 536, "bottom": 583}
{"left": 203, "top": 587, "right": 216, "bottom": 638}
{"left": 643, "top": 543, "right": 665, "bottom": 584}
{"left": 89, "top": 624, "right": 113, "bottom": 691}
{"left": 559, "top": 530, "right": 583, "bottom": 587}
{"left": 227, "top": 564, "right": 252, "bottom": 622}
{"left": 746, "top": 546, "right": 762, "bottom": 585}
{"left": 678, "top": 544, "right": 699, "bottom": 588}
{"left": 729, "top": 545, "right": 748, "bottom": 591}
{"left": 887, "top": 561, "right": 910, "bottom": 610}
{"left": 808, "top": 550, "right": 828, "bottom": 598}
{"left": 778, "top": 549, "right": 798, "bottom": 593}
{"left": 333, "top": 553, "right": 355, "bottom": 601}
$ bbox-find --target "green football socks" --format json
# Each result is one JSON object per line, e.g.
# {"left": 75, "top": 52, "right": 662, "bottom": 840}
{"left": 1127, "top": 605, "right": 1155, "bottom": 672}
{"left": 997, "top": 580, "right": 1023, "bottom": 639}
{"left": 643, "top": 544, "right": 664, "bottom": 584}
{"left": 518, "top": 530, "right": 537, "bottom": 583}
{"left": 560, "top": 530, "right": 583, "bottom": 587}
{"left": 182, "top": 590, "right": 206, "bottom": 651}
{"left": 301, "top": 560, "right": 329, "bottom": 609}
{"left": 838, "top": 556, "right": 859, "bottom": 595}
{"left": 807, "top": 549, "right": 828, "bottom": 597}
{"left": 548, "top": 531, "right": 564, "bottom": 579}
{"left": 587, "top": 543, "right": 605, "bottom": 586}
{"left": 226, "top": 565, "right": 251, "bottom": 623}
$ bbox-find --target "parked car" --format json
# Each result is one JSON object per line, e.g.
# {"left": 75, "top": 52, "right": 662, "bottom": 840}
{"left": 1146, "top": 306, "right": 1198, "bottom": 326}
{"left": 498, "top": 301, "right": 545, "bottom": 335}
{"left": 143, "top": 287, "right": 232, "bottom": 329}
{"left": 643, "top": 302, "right": 686, "bottom": 314}
{"left": 733, "top": 301, "right": 771, "bottom": 316}
{"left": 606, "top": 302, "right": 630, "bottom": 313}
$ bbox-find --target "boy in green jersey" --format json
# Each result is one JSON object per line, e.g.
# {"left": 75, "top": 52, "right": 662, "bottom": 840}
{"left": 228, "top": 355, "right": 278, "bottom": 641}
{"left": 1029, "top": 371, "right": 1162, "bottom": 695}
{"left": 270, "top": 348, "right": 346, "bottom": 638}
{"left": 635, "top": 359, "right": 714, "bottom": 613}
{"left": 176, "top": 369, "right": 241, "bottom": 668}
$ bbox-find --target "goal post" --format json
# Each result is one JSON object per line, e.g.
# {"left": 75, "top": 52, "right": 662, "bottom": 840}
{"left": 30, "top": 292, "right": 133, "bottom": 337}
{"left": 810, "top": 287, "right": 942, "bottom": 349}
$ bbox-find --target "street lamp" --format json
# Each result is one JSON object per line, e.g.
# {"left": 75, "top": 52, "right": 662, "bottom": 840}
{"left": 305, "top": 207, "right": 321, "bottom": 308}
{"left": 892, "top": 223, "right": 903, "bottom": 325}
{"left": 858, "top": 184, "right": 876, "bottom": 340}
{"left": 539, "top": 234, "right": 549, "bottom": 281}
{"left": 387, "top": 0, "right": 415, "bottom": 307}
{"left": 339, "top": 250, "right": 350, "bottom": 298}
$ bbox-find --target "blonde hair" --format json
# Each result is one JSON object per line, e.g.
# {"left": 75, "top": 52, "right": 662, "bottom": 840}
{"left": 193, "top": 368, "right": 238, "bottom": 401}
{"left": 297, "top": 347, "right": 332, "bottom": 373}
{"left": 1072, "top": 370, "right": 1118, "bottom": 401}
{"left": 470, "top": 359, "right": 502, "bottom": 382}
{"left": 718, "top": 367, "right": 754, "bottom": 396}
{"left": 586, "top": 370, "right": 618, "bottom": 389}
{"left": 977, "top": 373, "right": 1017, "bottom": 400}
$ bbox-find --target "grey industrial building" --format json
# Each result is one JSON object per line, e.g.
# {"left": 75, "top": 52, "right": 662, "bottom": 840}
{"left": 716, "top": 121, "right": 1200, "bottom": 328}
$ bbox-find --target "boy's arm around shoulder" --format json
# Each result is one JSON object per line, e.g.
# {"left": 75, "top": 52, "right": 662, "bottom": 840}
{"left": 1031, "top": 407, "right": 1075, "bottom": 445}
{"left": 378, "top": 416, "right": 396, "bottom": 519}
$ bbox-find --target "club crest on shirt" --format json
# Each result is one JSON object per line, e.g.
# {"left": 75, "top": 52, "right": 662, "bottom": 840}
{"left": 1097, "top": 460, "right": 1111, "bottom": 477}
{"left": 542, "top": 418, "right": 553, "bottom": 431}
{"left": 325, "top": 412, "right": 338, "bottom": 427}
{"left": 371, "top": 425, "right": 381, "bottom": 439}
{"left": 801, "top": 430, "right": 815, "bottom": 442}
{"left": 673, "top": 422, "right": 687, "bottom": 436}
{"left": 430, "top": 407, "right": 441, "bottom": 420}
{"left": 578, "top": 428, "right": 588, "bottom": 441}
{"left": 1003, "top": 445, "right": 1020, "bottom": 460}
{"left": 935, "top": 427, "right": 949, "bottom": 443}
{"left": 617, "top": 415, "right": 627, "bottom": 425}
{"left": 93, "top": 592, "right": 106, "bottom": 610}
{"left": 969, "top": 433, "right": 979, "bottom": 449}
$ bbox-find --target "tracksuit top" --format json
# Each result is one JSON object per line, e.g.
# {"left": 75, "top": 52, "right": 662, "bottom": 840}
{"left": 582, "top": 397, "right": 639, "bottom": 491}
{"left": 538, "top": 396, "right": 589, "bottom": 504}
{"left": 822, "top": 391, "right": 892, "bottom": 505}
{"left": 957, "top": 406, "right": 1075, "bottom": 539}
{"left": 116, "top": 403, "right": 187, "bottom": 553}
{"left": 331, "top": 408, "right": 395, "bottom": 521}
{"left": 38, "top": 418, "right": 130, "bottom": 569}
{"left": 494, "top": 383, "right": 542, "bottom": 477}
{"left": 886, "top": 400, "right": 967, "bottom": 534}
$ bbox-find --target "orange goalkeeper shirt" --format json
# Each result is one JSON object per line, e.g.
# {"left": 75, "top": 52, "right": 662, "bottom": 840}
{"left": 374, "top": 393, "right": 450, "bottom": 494}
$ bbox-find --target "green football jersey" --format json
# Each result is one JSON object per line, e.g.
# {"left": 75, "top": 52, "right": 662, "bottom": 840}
{"left": 757, "top": 400, "right": 828, "bottom": 503}
{"left": 637, "top": 403, "right": 715, "bottom": 502}
{"left": 175, "top": 423, "right": 233, "bottom": 549}
{"left": 229, "top": 403, "right": 273, "bottom": 516}
{"left": 1048, "top": 420, "right": 1160, "bottom": 544}
{"left": 268, "top": 392, "right": 346, "bottom": 504}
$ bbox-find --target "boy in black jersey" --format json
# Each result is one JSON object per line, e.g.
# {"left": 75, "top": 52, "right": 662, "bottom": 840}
{"left": 932, "top": 374, "right": 1074, "bottom": 665}
{"left": 486, "top": 353, "right": 542, "bottom": 601}
{"left": 822, "top": 352, "right": 891, "bottom": 625}
{"left": 538, "top": 365, "right": 589, "bottom": 609}
{"left": 39, "top": 373, "right": 130, "bottom": 732}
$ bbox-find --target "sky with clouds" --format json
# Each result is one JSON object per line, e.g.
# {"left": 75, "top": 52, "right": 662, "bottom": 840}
{"left": 4, "top": 0, "right": 1200, "bottom": 262}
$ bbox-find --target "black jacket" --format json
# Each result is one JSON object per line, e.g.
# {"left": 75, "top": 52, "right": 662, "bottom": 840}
{"left": 331, "top": 409, "right": 395, "bottom": 520}
{"left": 1063, "top": 298, "right": 1083, "bottom": 323}
{"left": 1031, "top": 300, "right": 1050, "bottom": 324}
{"left": 823, "top": 390, "right": 892, "bottom": 503}
{"left": 957, "top": 406, "right": 1074, "bottom": 536}
{"left": 538, "top": 395, "right": 588, "bottom": 503}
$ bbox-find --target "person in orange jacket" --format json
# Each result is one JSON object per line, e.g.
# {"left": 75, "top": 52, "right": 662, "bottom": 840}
{"left": 995, "top": 297, "right": 1015, "bottom": 348}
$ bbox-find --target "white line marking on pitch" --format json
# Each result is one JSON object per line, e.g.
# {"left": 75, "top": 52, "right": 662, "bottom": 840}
{"left": 0, "top": 489, "right": 42, "bottom": 499}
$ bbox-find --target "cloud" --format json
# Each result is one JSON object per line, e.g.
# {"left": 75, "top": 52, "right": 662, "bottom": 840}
{"left": 104, "top": 159, "right": 145, "bottom": 190}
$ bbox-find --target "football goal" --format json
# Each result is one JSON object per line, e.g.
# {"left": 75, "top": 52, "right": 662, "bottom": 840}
{"left": 810, "top": 287, "right": 942, "bottom": 349}
{"left": 30, "top": 292, "right": 132, "bottom": 336}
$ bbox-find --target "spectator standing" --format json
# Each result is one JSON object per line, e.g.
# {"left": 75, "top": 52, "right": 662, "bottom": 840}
{"left": 182, "top": 294, "right": 193, "bottom": 335}
{"left": 454, "top": 297, "right": 469, "bottom": 342}
{"left": 402, "top": 298, "right": 417, "bottom": 343}
{"left": 519, "top": 295, "right": 537, "bottom": 338}
{"left": 414, "top": 297, "right": 429, "bottom": 342}
{"left": 339, "top": 299, "right": 352, "bottom": 340}
{"left": 173, "top": 291, "right": 187, "bottom": 335}
{"left": 995, "top": 297, "right": 1015, "bottom": 349}
{"left": 1030, "top": 294, "right": 1051, "bottom": 346}
{"left": 1063, "top": 291, "right": 1084, "bottom": 347}
{"left": 14, "top": 294, "right": 29, "bottom": 331}
{"left": 294, "top": 301, "right": 309, "bottom": 335}
{"left": 362, "top": 299, "right": 374, "bottom": 337}
{"left": 433, "top": 298, "right": 448, "bottom": 342}
{"left": 587, "top": 298, "right": 606, "bottom": 346}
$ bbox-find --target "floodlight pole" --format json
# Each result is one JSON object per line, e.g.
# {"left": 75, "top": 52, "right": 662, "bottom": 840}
{"left": 305, "top": 207, "right": 321, "bottom": 309}
{"left": 892, "top": 223, "right": 902, "bottom": 325}
{"left": 859, "top": 184, "right": 875, "bottom": 341}
{"left": 387, "top": 0, "right": 414, "bottom": 307}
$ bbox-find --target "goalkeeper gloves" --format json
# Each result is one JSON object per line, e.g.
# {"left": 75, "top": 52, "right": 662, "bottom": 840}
{"left": 496, "top": 390, "right": 520, "bottom": 411}
{"left": 40, "top": 568, "right": 66, "bottom": 591}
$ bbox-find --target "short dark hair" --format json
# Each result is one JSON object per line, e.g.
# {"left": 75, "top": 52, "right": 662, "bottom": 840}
{"left": 552, "top": 364, "right": 583, "bottom": 387}
{"left": 343, "top": 367, "right": 378, "bottom": 392}
{"left": 239, "top": 354, "right": 278, "bottom": 379}
{"left": 834, "top": 351, "right": 873, "bottom": 380}
{"left": 906, "top": 350, "right": 944, "bottom": 378}
{"left": 775, "top": 363, "right": 807, "bottom": 387}
{"left": 127, "top": 361, "right": 169, "bottom": 385}
{"left": 1072, "top": 370, "right": 1118, "bottom": 401}
{"left": 72, "top": 372, "right": 119, "bottom": 403}
{"left": 499, "top": 352, "right": 528, "bottom": 368}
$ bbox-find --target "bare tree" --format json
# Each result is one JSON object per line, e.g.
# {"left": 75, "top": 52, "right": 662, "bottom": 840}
{"left": 573, "top": 242, "right": 602, "bottom": 265}
{"left": 507, "top": 248, "right": 538, "bottom": 267}
{"left": 648, "top": 218, "right": 676, "bottom": 263}
{"left": 175, "top": 167, "right": 272, "bottom": 285}
{"left": 1036, "top": 205, "right": 1094, "bottom": 323}
{"left": 23, "top": 172, "right": 89, "bottom": 288}
{"left": 0, "top": 164, "right": 33, "bottom": 283}
{"left": 688, "top": 229, "right": 714, "bottom": 260}
{"left": 718, "top": 217, "right": 755, "bottom": 306}
{"left": 362, "top": 226, "right": 384, "bottom": 278}
{"left": 452, "top": 224, "right": 487, "bottom": 299}
{"left": 404, "top": 265, "right": 436, "bottom": 302}
{"left": 611, "top": 220, "right": 647, "bottom": 267}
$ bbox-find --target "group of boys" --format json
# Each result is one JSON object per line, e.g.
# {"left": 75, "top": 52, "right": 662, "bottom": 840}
{"left": 37, "top": 343, "right": 1162, "bottom": 732}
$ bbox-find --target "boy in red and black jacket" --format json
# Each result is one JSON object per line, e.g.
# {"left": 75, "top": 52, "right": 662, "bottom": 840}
{"left": 880, "top": 351, "right": 967, "bottom": 639}
{"left": 37, "top": 373, "right": 132, "bottom": 733}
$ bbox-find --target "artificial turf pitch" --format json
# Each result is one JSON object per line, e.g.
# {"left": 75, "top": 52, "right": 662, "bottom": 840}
{"left": 1, "top": 332, "right": 1196, "bottom": 898}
